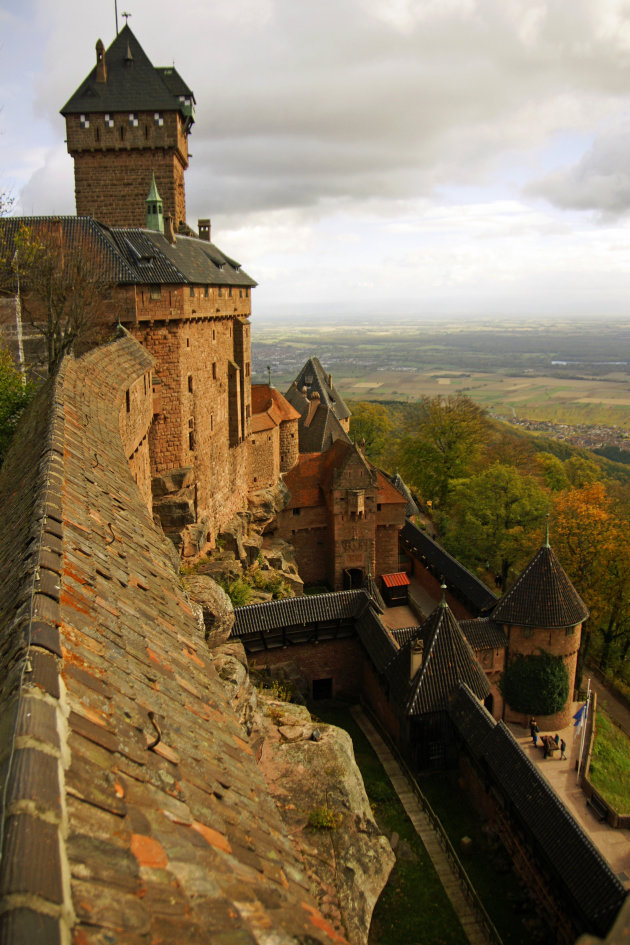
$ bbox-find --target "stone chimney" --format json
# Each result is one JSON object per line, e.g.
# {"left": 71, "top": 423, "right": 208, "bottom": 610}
{"left": 305, "top": 391, "right": 320, "bottom": 428}
{"left": 198, "top": 219, "right": 211, "bottom": 242}
{"left": 96, "top": 39, "right": 107, "bottom": 83}
{"left": 410, "top": 639, "right": 424, "bottom": 678}
{"left": 164, "top": 214, "right": 176, "bottom": 245}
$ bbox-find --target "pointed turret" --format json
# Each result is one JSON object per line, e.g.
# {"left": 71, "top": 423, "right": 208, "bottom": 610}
{"left": 145, "top": 173, "right": 164, "bottom": 233}
{"left": 491, "top": 544, "right": 588, "bottom": 629}
{"left": 402, "top": 597, "right": 490, "bottom": 716}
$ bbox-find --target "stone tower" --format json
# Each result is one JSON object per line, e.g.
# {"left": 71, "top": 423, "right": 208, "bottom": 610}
{"left": 60, "top": 25, "right": 195, "bottom": 229}
{"left": 492, "top": 540, "right": 589, "bottom": 729}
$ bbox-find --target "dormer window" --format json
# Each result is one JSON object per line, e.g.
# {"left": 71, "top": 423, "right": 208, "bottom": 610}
{"left": 154, "top": 112, "right": 164, "bottom": 126}
{"left": 104, "top": 113, "right": 114, "bottom": 128}
{"left": 80, "top": 114, "right": 90, "bottom": 128}
{"left": 129, "top": 113, "right": 139, "bottom": 127}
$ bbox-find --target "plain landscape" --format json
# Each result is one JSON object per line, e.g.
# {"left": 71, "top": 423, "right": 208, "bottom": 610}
{"left": 252, "top": 316, "right": 630, "bottom": 433}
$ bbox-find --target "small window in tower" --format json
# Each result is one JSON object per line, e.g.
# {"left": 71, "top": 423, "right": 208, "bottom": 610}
{"left": 228, "top": 288, "right": 232, "bottom": 298}
{"left": 150, "top": 285, "right": 161, "bottom": 300}
{"left": 145, "top": 125, "right": 149, "bottom": 140}
{"left": 129, "top": 113, "right": 138, "bottom": 127}
{"left": 80, "top": 114, "right": 90, "bottom": 128}
{"left": 245, "top": 363, "right": 250, "bottom": 377}
{"left": 212, "top": 362, "right": 217, "bottom": 380}
{"left": 239, "top": 289, "right": 243, "bottom": 298}
{"left": 125, "top": 389, "right": 130, "bottom": 413}
{"left": 186, "top": 337, "right": 190, "bottom": 347}
{"left": 120, "top": 126, "right": 126, "bottom": 142}
{"left": 204, "top": 285, "right": 209, "bottom": 297}
{"left": 218, "top": 287, "right": 222, "bottom": 297}
{"left": 95, "top": 127, "right": 100, "bottom": 143}
{"left": 211, "top": 414, "right": 214, "bottom": 432}
{"left": 189, "top": 286, "right": 195, "bottom": 298}
{"left": 154, "top": 112, "right": 164, "bottom": 126}
{"left": 246, "top": 288, "right": 249, "bottom": 297}
{"left": 212, "top": 329, "right": 216, "bottom": 341}
{"left": 104, "top": 113, "right": 114, "bottom": 128}
{"left": 188, "top": 375, "right": 193, "bottom": 393}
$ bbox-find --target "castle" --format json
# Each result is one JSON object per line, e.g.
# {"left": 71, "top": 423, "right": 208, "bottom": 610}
{"left": 0, "top": 25, "right": 627, "bottom": 945}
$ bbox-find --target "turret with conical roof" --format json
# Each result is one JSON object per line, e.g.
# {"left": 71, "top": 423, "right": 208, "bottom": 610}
{"left": 145, "top": 173, "right": 164, "bottom": 233}
{"left": 60, "top": 25, "right": 195, "bottom": 229}
{"left": 492, "top": 540, "right": 588, "bottom": 729}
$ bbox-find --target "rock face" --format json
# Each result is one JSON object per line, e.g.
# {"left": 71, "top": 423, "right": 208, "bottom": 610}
{"left": 182, "top": 574, "right": 235, "bottom": 647}
{"left": 212, "top": 644, "right": 395, "bottom": 944}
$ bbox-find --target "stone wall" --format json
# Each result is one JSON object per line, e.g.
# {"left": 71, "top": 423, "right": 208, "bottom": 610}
{"left": 249, "top": 426, "right": 280, "bottom": 490}
{"left": 279, "top": 418, "right": 299, "bottom": 471}
{"left": 248, "top": 638, "right": 365, "bottom": 701}
{"left": 118, "top": 355, "right": 154, "bottom": 510}
{"left": 66, "top": 111, "right": 188, "bottom": 227}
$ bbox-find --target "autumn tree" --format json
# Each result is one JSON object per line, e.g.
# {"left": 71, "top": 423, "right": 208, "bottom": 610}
{"left": 348, "top": 401, "right": 393, "bottom": 464}
{"left": 552, "top": 483, "right": 630, "bottom": 677}
{"left": 441, "top": 463, "right": 550, "bottom": 589}
{"left": 396, "top": 394, "right": 488, "bottom": 507}
{"left": 2, "top": 223, "right": 114, "bottom": 375}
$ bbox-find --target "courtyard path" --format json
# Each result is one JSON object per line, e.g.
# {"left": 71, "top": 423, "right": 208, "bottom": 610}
{"left": 351, "top": 706, "right": 497, "bottom": 945}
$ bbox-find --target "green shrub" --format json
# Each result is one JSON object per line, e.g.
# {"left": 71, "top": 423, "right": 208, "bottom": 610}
{"left": 500, "top": 651, "right": 568, "bottom": 716}
{"left": 308, "top": 805, "right": 342, "bottom": 830}
{"left": 216, "top": 576, "right": 251, "bottom": 606}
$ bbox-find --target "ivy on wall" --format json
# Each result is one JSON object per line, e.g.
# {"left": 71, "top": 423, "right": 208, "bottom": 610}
{"left": 500, "top": 651, "right": 569, "bottom": 716}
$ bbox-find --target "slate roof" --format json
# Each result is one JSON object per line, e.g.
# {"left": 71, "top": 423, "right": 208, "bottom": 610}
{"left": 388, "top": 472, "right": 420, "bottom": 518}
{"left": 390, "top": 627, "right": 420, "bottom": 646}
{"left": 284, "top": 384, "right": 351, "bottom": 453}
{"left": 61, "top": 25, "right": 195, "bottom": 117}
{"left": 405, "top": 601, "right": 490, "bottom": 716}
{"left": 491, "top": 544, "right": 589, "bottom": 628}
{"left": 400, "top": 521, "right": 497, "bottom": 615}
{"left": 355, "top": 607, "right": 398, "bottom": 673}
{"left": 0, "top": 335, "right": 342, "bottom": 945}
{"left": 0, "top": 218, "right": 256, "bottom": 289}
{"left": 459, "top": 617, "right": 507, "bottom": 651}
{"left": 289, "top": 357, "right": 351, "bottom": 421}
{"left": 232, "top": 590, "right": 370, "bottom": 637}
{"left": 450, "top": 685, "right": 626, "bottom": 938}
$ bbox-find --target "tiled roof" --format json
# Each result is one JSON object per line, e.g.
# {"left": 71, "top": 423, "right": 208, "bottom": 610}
{"left": 289, "top": 357, "right": 351, "bottom": 421}
{"left": 388, "top": 472, "right": 420, "bottom": 517}
{"left": 0, "top": 216, "right": 138, "bottom": 284}
{"left": 406, "top": 602, "right": 490, "bottom": 716}
{"left": 376, "top": 470, "right": 409, "bottom": 505}
{"left": 382, "top": 572, "right": 410, "bottom": 588}
{"left": 491, "top": 544, "right": 589, "bottom": 628}
{"left": 363, "top": 570, "right": 387, "bottom": 613}
{"left": 0, "top": 335, "right": 341, "bottom": 945}
{"left": 390, "top": 627, "right": 420, "bottom": 646}
{"left": 284, "top": 383, "right": 351, "bottom": 453}
{"left": 400, "top": 522, "right": 497, "bottom": 615}
{"left": 355, "top": 608, "right": 398, "bottom": 673}
{"left": 232, "top": 590, "right": 370, "bottom": 637}
{"left": 109, "top": 229, "right": 257, "bottom": 287}
{"left": 459, "top": 617, "right": 507, "bottom": 651}
{"left": 61, "top": 26, "right": 195, "bottom": 116}
{"left": 0, "top": 218, "right": 256, "bottom": 289}
{"left": 450, "top": 685, "right": 626, "bottom": 937}
{"left": 251, "top": 385, "right": 300, "bottom": 427}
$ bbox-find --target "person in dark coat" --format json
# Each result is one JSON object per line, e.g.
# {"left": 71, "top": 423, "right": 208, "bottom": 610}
{"left": 530, "top": 718, "right": 539, "bottom": 743}
{"left": 554, "top": 733, "right": 560, "bottom": 746}
{"left": 560, "top": 738, "right": 567, "bottom": 760}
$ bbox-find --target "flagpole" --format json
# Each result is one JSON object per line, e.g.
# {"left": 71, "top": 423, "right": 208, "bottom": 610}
{"left": 576, "top": 678, "right": 591, "bottom": 784}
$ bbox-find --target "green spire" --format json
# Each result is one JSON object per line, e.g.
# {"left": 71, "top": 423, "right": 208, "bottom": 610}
{"left": 145, "top": 173, "right": 164, "bottom": 233}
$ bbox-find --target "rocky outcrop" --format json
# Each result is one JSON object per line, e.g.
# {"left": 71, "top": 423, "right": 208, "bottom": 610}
{"left": 182, "top": 573, "right": 235, "bottom": 647}
{"left": 213, "top": 642, "right": 394, "bottom": 944}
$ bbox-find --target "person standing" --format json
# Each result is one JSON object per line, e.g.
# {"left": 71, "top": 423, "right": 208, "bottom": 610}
{"left": 560, "top": 738, "right": 567, "bottom": 760}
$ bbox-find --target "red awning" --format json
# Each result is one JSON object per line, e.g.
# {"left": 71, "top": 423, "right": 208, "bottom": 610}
{"left": 381, "top": 572, "right": 411, "bottom": 588}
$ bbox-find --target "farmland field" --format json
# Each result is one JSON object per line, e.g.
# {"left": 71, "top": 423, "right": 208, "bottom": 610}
{"left": 252, "top": 317, "right": 630, "bottom": 428}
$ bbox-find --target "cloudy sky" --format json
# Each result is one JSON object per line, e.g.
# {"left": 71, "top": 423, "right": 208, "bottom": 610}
{"left": 3, "top": 0, "right": 630, "bottom": 321}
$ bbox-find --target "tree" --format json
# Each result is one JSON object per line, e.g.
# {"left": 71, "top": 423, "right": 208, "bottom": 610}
{"left": 552, "top": 483, "right": 630, "bottom": 676}
{"left": 396, "top": 394, "right": 487, "bottom": 507}
{"left": 348, "top": 401, "right": 393, "bottom": 464}
{"left": 534, "top": 452, "right": 570, "bottom": 492}
{"left": 3, "top": 223, "right": 114, "bottom": 375}
{"left": 0, "top": 346, "right": 35, "bottom": 465}
{"left": 500, "top": 651, "right": 569, "bottom": 716}
{"left": 441, "top": 463, "right": 550, "bottom": 589}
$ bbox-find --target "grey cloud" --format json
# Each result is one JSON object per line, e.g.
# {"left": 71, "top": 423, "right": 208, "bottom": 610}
{"left": 527, "top": 130, "right": 630, "bottom": 216}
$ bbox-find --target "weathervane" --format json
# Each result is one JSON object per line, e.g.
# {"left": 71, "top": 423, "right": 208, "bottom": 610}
{"left": 122, "top": 11, "right": 132, "bottom": 24}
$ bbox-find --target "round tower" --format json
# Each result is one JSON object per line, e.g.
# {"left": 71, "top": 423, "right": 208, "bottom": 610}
{"left": 492, "top": 539, "right": 589, "bottom": 730}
